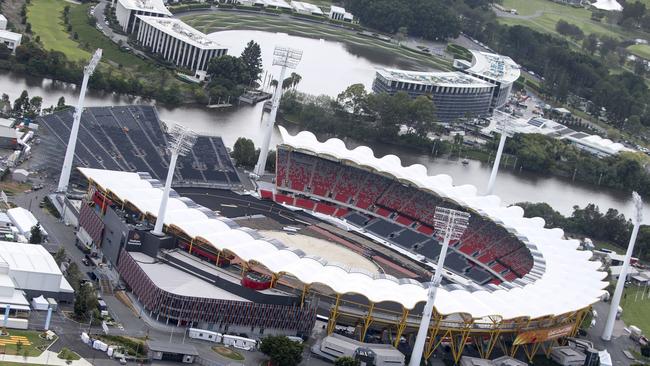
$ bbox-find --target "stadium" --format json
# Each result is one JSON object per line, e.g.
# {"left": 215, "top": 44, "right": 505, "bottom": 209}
{"left": 66, "top": 110, "right": 607, "bottom": 363}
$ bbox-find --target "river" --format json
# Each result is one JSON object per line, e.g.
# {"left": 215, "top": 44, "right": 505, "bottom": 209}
{"left": 1, "top": 28, "right": 648, "bottom": 223}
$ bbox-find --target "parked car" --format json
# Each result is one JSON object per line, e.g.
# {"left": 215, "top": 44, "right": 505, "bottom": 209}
{"left": 87, "top": 271, "right": 98, "bottom": 281}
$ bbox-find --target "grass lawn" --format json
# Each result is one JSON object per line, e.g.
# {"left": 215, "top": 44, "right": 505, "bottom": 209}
{"left": 628, "top": 44, "right": 650, "bottom": 60}
{"left": 68, "top": 3, "right": 147, "bottom": 68}
{"left": 27, "top": 0, "right": 90, "bottom": 61}
{"left": 0, "top": 330, "right": 54, "bottom": 357}
{"left": 57, "top": 347, "right": 81, "bottom": 361}
{"left": 181, "top": 12, "right": 451, "bottom": 71}
{"left": 499, "top": 0, "right": 633, "bottom": 41}
{"left": 212, "top": 345, "right": 245, "bottom": 361}
{"left": 620, "top": 285, "right": 650, "bottom": 335}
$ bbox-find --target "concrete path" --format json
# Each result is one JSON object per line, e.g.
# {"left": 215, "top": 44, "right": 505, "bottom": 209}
{"left": 0, "top": 350, "right": 92, "bottom": 366}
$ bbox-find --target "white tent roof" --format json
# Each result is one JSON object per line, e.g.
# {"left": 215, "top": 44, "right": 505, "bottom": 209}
{"left": 592, "top": 0, "right": 623, "bottom": 11}
{"left": 79, "top": 147, "right": 607, "bottom": 318}
{"left": 6, "top": 207, "right": 38, "bottom": 235}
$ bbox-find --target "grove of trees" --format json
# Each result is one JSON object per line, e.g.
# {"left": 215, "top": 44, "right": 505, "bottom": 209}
{"left": 517, "top": 202, "right": 650, "bottom": 261}
{"left": 207, "top": 40, "right": 263, "bottom": 101}
{"left": 281, "top": 84, "right": 439, "bottom": 146}
{"left": 259, "top": 336, "right": 303, "bottom": 366}
{"left": 344, "top": 0, "right": 495, "bottom": 41}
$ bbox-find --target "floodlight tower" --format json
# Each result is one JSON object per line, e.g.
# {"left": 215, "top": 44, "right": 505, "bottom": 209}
{"left": 486, "top": 111, "right": 514, "bottom": 195}
{"left": 57, "top": 49, "right": 102, "bottom": 193}
{"left": 253, "top": 46, "right": 302, "bottom": 177}
{"left": 152, "top": 124, "right": 197, "bottom": 236}
{"left": 409, "top": 207, "right": 470, "bottom": 366}
{"left": 602, "top": 192, "right": 643, "bottom": 341}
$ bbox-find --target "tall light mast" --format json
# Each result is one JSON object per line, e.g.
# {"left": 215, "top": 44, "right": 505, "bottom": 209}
{"left": 152, "top": 124, "right": 197, "bottom": 236}
{"left": 57, "top": 49, "right": 103, "bottom": 193}
{"left": 602, "top": 192, "right": 643, "bottom": 341}
{"left": 409, "top": 207, "right": 470, "bottom": 366}
{"left": 486, "top": 111, "right": 514, "bottom": 195}
{"left": 253, "top": 46, "right": 302, "bottom": 177}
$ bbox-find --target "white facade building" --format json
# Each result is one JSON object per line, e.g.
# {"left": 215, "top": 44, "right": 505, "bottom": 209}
{"left": 290, "top": 1, "right": 323, "bottom": 15}
{"left": 455, "top": 50, "right": 520, "bottom": 110}
{"left": 0, "top": 14, "right": 7, "bottom": 30}
{"left": 6, "top": 207, "right": 48, "bottom": 241}
{"left": 328, "top": 5, "right": 353, "bottom": 22}
{"left": 0, "top": 29, "right": 21, "bottom": 52}
{"left": 135, "top": 16, "right": 227, "bottom": 74}
{"left": 0, "top": 241, "right": 73, "bottom": 301}
{"left": 238, "top": 0, "right": 292, "bottom": 10}
{"left": 115, "top": 0, "right": 171, "bottom": 33}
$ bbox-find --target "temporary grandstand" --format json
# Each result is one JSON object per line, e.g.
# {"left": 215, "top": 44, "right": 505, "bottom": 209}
{"left": 36, "top": 106, "right": 240, "bottom": 189}
{"left": 77, "top": 126, "right": 607, "bottom": 363}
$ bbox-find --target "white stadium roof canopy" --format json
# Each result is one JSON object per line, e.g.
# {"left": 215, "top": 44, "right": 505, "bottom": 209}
{"left": 79, "top": 129, "right": 607, "bottom": 318}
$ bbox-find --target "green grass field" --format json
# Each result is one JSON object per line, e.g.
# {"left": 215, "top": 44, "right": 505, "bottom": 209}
{"left": 181, "top": 12, "right": 452, "bottom": 70}
{"left": 628, "top": 44, "right": 650, "bottom": 60}
{"left": 0, "top": 329, "right": 54, "bottom": 357}
{"left": 499, "top": 0, "right": 631, "bottom": 40}
{"left": 27, "top": 0, "right": 90, "bottom": 61}
{"left": 69, "top": 3, "right": 147, "bottom": 68}
{"left": 620, "top": 285, "right": 650, "bottom": 335}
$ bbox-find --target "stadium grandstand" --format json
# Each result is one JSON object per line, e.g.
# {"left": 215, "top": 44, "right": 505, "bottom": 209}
{"left": 74, "top": 126, "right": 607, "bottom": 363}
{"left": 35, "top": 106, "right": 240, "bottom": 189}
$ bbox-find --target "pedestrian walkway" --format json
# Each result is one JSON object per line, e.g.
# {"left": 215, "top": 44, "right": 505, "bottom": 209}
{"left": 0, "top": 350, "right": 93, "bottom": 366}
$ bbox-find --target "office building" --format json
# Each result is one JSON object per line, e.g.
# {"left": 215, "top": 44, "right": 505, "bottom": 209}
{"left": 373, "top": 68, "right": 496, "bottom": 122}
{"left": 115, "top": 0, "right": 171, "bottom": 33}
{"left": 135, "top": 16, "right": 227, "bottom": 74}
{"left": 455, "top": 50, "right": 520, "bottom": 110}
{"left": 329, "top": 5, "right": 353, "bottom": 22}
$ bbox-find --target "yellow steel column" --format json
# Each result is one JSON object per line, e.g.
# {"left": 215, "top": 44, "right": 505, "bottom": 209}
{"left": 424, "top": 314, "right": 444, "bottom": 359}
{"left": 327, "top": 294, "right": 342, "bottom": 335}
{"left": 393, "top": 308, "right": 410, "bottom": 348}
{"left": 300, "top": 284, "right": 310, "bottom": 309}
{"left": 188, "top": 238, "right": 195, "bottom": 254}
{"left": 216, "top": 251, "right": 221, "bottom": 266}
{"left": 360, "top": 302, "right": 375, "bottom": 342}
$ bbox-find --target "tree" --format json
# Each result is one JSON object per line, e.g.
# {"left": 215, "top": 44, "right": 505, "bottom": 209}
{"left": 27, "top": 96, "right": 43, "bottom": 117}
{"left": 207, "top": 55, "right": 249, "bottom": 86}
{"left": 56, "top": 96, "right": 66, "bottom": 110}
{"left": 0, "top": 43, "right": 11, "bottom": 60}
{"left": 66, "top": 262, "right": 83, "bottom": 292}
{"left": 335, "top": 356, "right": 360, "bottom": 366}
{"left": 74, "top": 282, "right": 98, "bottom": 319}
{"left": 53, "top": 247, "right": 67, "bottom": 266}
{"left": 29, "top": 224, "right": 43, "bottom": 244}
{"left": 232, "top": 137, "right": 257, "bottom": 168}
{"left": 337, "top": 84, "right": 368, "bottom": 115}
{"left": 259, "top": 336, "right": 303, "bottom": 366}
{"left": 0, "top": 93, "right": 10, "bottom": 113}
{"left": 406, "top": 95, "right": 437, "bottom": 137}
{"left": 13, "top": 90, "right": 30, "bottom": 115}
{"left": 240, "top": 40, "right": 263, "bottom": 85}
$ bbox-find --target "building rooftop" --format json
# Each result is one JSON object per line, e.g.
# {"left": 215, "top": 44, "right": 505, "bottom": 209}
{"left": 117, "top": 0, "right": 171, "bottom": 16}
{"left": 0, "top": 29, "right": 22, "bottom": 42}
{"left": 467, "top": 50, "right": 520, "bottom": 84}
{"left": 0, "top": 241, "right": 61, "bottom": 276}
{"left": 377, "top": 68, "right": 495, "bottom": 89}
{"left": 147, "top": 340, "right": 199, "bottom": 355}
{"left": 129, "top": 251, "right": 249, "bottom": 301}
{"left": 137, "top": 16, "right": 225, "bottom": 50}
{"left": 290, "top": 1, "right": 323, "bottom": 14}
